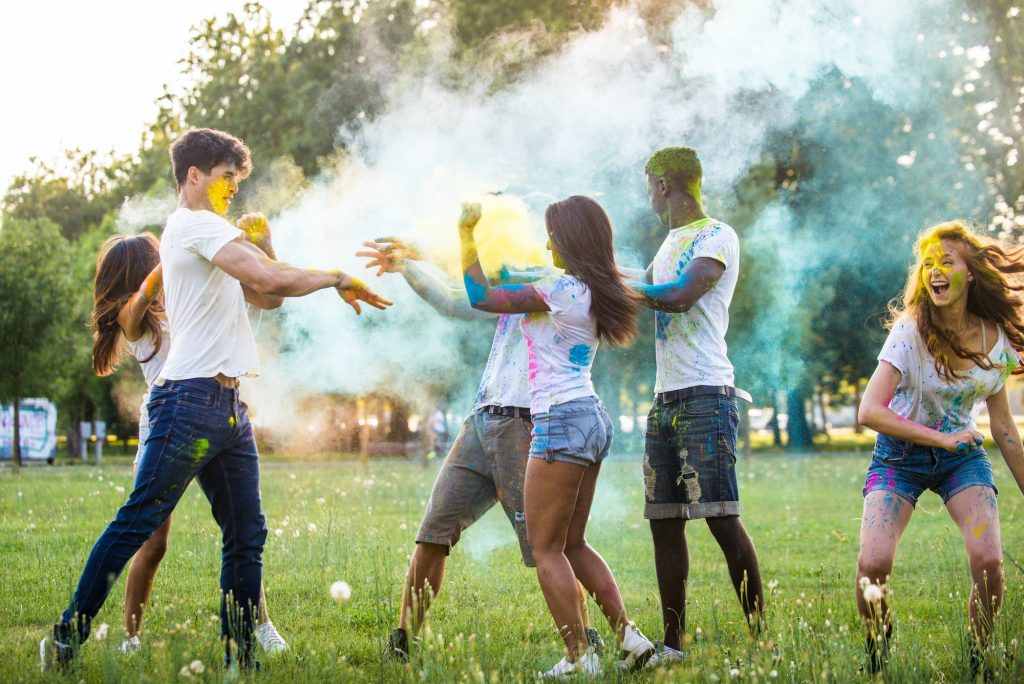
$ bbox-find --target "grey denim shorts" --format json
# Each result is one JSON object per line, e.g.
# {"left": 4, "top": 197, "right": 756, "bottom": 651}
{"left": 529, "top": 396, "right": 614, "bottom": 467}
{"left": 416, "top": 410, "right": 535, "bottom": 566}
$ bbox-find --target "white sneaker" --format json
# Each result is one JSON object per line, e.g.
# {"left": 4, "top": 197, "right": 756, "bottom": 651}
{"left": 120, "top": 635, "right": 141, "bottom": 654}
{"left": 617, "top": 622, "right": 655, "bottom": 671}
{"left": 254, "top": 622, "right": 289, "bottom": 652}
{"left": 644, "top": 642, "right": 687, "bottom": 668}
{"left": 541, "top": 648, "right": 601, "bottom": 678}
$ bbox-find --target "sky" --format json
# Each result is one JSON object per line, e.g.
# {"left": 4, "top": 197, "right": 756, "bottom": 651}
{"left": 0, "top": 0, "right": 309, "bottom": 194}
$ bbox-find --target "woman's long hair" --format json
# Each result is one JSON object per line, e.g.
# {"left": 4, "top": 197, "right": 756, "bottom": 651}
{"left": 92, "top": 233, "right": 163, "bottom": 376}
{"left": 545, "top": 196, "right": 640, "bottom": 347}
{"left": 888, "top": 220, "right": 1024, "bottom": 381}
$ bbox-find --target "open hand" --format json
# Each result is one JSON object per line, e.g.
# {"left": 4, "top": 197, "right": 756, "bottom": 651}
{"left": 459, "top": 202, "right": 482, "bottom": 234}
{"left": 336, "top": 274, "right": 393, "bottom": 314}
{"left": 355, "top": 237, "right": 422, "bottom": 277}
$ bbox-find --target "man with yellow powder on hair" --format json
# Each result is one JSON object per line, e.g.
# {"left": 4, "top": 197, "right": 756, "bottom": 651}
{"left": 41, "top": 128, "right": 391, "bottom": 673}
{"left": 629, "top": 147, "right": 764, "bottom": 660}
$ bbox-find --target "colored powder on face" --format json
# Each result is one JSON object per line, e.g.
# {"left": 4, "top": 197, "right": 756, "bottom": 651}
{"left": 206, "top": 177, "right": 234, "bottom": 216}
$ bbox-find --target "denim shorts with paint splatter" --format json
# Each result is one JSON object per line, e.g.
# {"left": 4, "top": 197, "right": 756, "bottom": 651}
{"left": 862, "top": 432, "right": 998, "bottom": 506}
{"left": 643, "top": 393, "right": 740, "bottom": 520}
{"left": 529, "top": 396, "right": 613, "bottom": 467}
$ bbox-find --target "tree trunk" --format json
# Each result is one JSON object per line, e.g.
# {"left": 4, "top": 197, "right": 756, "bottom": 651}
{"left": 12, "top": 394, "right": 21, "bottom": 471}
{"left": 816, "top": 388, "right": 830, "bottom": 440}
{"left": 768, "top": 390, "right": 783, "bottom": 448}
{"left": 852, "top": 381, "right": 864, "bottom": 434}
{"left": 785, "top": 388, "right": 814, "bottom": 452}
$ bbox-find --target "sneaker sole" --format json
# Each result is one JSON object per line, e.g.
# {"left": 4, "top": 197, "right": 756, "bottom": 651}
{"left": 618, "top": 645, "right": 655, "bottom": 671}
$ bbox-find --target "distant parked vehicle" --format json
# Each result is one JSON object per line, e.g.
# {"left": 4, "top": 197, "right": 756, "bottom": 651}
{"left": 0, "top": 399, "right": 58, "bottom": 464}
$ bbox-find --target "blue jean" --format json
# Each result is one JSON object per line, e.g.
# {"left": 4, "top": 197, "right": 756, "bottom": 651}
{"left": 643, "top": 393, "right": 740, "bottom": 519}
{"left": 57, "top": 378, "right": 267, "bottom": 663}
{"left": 863, "top": 432, "right": 997, "bottom": 506}
{"left": 528, "top": 396, "right": 614, "bottom": 467}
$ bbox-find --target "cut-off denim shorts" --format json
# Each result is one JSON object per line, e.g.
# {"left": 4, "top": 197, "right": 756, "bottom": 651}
{"left": 529, "top": 396, "right": 613, "bottom": 467}
{"left": 643, "top": 393, "right": 740, "bottom": 519}
{"left": 863, "top": 432, "right": 998, "bottom": 506}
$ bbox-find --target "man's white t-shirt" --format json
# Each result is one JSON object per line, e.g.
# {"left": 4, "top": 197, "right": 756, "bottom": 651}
{"left": 159, "top": 208, "right": 259, "bottom": 380}
{"left": 879, "top": 316, "right": 1020, "bottom": 432}
{"left": 473, "top": 314, "right": 532, "bottom": 410}
{"left": 520, "top": 275, "right": 598, "bottom": 415}
{"left": 652, "top": 217, "right": 740, "bottom": 393}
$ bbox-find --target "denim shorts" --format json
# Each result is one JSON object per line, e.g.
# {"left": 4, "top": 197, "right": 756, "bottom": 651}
{"left": 863, "top": 433, "right": 998, "bottom": 506}
{"left": 643, "top": 393, "right": 740, "bottom": 519}
{"left": 417, "top": 410, "right": 535, "bottom": 566}
{"left": 529, "top": 396, "right": 613, "bottom": 467}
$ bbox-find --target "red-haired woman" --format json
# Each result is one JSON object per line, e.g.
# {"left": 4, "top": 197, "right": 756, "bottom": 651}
{"left": 857, "top": 221, "right": 1024, "bottom": 676}
{"left": 91, "top": 232, "right": 288, "bottom": 655}
{"left": 459, "top": 196, "right": 654, "bottom": 676}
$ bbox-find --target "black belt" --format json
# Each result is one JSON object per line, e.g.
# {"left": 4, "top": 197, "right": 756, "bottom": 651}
{"left": 656, "top": 385, "right": 752, "bottom": 405}
{"left": 482, "top": 405, "right": 532, "bottom": 420}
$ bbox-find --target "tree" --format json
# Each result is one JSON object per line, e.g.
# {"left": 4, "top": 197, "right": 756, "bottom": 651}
{"left": 0, "top": 219, "right": 76, "bottom": 469}
{"left": 2, "top": 150, "right": 128, "bottom": 241}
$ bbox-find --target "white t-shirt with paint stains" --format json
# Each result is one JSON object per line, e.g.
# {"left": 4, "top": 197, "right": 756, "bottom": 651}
{"left": 653, "top": 217, "right": 740, "bottom": 393}
{"left": 159, "top": 208, "right": 259, "bottom": 380}
{"left": 473, "top": 313, "right": 532, "bottom": 410}
{"left": 126, "top": 319, "right": 170, "bottom": 388}
{"left": 879, "top": 316, "right": 1021, "bottom": 432}
{"left": 520, "top": 275, "right": 598, "bottom": 415}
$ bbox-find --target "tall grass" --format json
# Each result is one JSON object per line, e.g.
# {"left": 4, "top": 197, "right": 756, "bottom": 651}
{"left": 1, "top": 453, "right": 1021, "bottom": 682}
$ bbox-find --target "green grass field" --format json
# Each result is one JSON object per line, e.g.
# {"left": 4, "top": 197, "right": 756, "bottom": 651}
{"left": 2, "top": 452, "right": 1023, "bottom": 682}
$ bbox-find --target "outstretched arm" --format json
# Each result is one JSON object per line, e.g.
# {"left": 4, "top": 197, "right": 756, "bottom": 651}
{"left": 458, "top": 203, "right": 549, "bottom": 314}
{"left": 118, "top": 264, "right": 163, "bottom": 341}
{"left": 356, "top": 238, "right": 493, "bottom": 320}
{"left": 213, "top": 238, "right": 392, "bottom": 315}
{"left": 986, "top": 386, "right": 1024, "bottom": 495}
{"left": 631, "top": 257, "right": 723, "bottom": 313}
{"left": 858, "top": 360, "right": 984, "bottom": 453}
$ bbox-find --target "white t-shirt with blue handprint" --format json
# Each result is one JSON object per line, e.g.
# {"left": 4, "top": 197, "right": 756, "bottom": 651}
{"left": 520, "top": 275, "right": 598, "bottom": 415}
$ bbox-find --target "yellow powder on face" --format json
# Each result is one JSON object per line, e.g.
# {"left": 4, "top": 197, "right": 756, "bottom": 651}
{"left": 206, "top": 176, "right": 235, "bottom": 216}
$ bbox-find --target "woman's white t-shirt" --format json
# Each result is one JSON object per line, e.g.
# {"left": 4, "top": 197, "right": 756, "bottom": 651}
{"left": 520, "top": 275, "right": 598, "bottom": 415}
{"left": 879, "top": 316, "right": 1020, "bottom": 432}
{"left": 125, "top": 319, "right": 170, "bottom": 388}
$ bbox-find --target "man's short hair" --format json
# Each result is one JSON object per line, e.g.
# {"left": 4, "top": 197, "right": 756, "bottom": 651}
{"left": 170, "top": 128, "right": 252, "bottom": 189}
{"left": 645, "top": 147, "right": 702, "bottom": 196}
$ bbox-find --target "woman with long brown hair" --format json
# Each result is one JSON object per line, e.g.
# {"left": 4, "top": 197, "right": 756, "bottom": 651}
{"left": 459, "top": 195, "right": 654, "bottom": 676}
{"left": 92, "top": 231, "right": 288, "bottom": 655}
{"left": 857, "top": 220, "right": 1024, "bottom": 676}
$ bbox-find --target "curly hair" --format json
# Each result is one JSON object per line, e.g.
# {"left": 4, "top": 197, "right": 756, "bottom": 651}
{"left": 645, "top": 147, "right": 702, "bottom": 197}
{"left": 888, "top": 220, "right": 1024, "bottom": 382}
{"left": 169, "top": 128, "right": 252, "bottom": 189}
